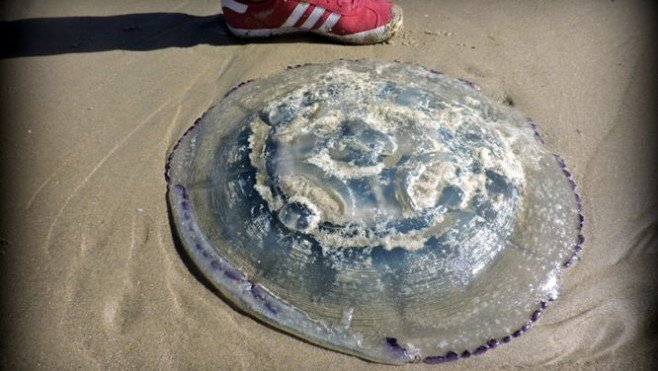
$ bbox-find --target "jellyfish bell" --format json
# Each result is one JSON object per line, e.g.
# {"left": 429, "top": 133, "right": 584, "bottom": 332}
{"left": 166, "top": 60, "right": 584, "bottom": 364}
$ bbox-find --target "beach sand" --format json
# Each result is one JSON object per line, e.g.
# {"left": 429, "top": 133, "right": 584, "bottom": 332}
{"left": 1, "top": 0, "right": 656, "bottom": 369}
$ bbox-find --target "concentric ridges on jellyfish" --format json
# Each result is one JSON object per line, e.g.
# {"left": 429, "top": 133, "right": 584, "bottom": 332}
{"left": 166, "top": 59, "right": 583, "bottom": 365}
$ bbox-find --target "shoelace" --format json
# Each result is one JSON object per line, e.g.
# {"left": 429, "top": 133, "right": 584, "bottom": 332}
{"left": 324, "top": 0, "right": 362, "bottom": 11}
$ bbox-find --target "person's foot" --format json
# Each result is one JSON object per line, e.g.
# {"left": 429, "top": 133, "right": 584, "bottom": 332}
{"left": 221, "top": 0, "right": 403, "bottom": 44}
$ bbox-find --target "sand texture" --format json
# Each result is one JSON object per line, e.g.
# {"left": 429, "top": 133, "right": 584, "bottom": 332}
{"left": 1, "top": 0, "right": 657, "bottom": 370}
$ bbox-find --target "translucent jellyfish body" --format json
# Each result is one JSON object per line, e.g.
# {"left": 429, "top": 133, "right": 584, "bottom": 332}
{"left": 166, "top": 60, "right": 584, "bottom": 364}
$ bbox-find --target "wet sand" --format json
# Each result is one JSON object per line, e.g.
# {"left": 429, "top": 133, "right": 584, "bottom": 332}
{"left": 1, "top": 0, "right": 657, "bottom": 369}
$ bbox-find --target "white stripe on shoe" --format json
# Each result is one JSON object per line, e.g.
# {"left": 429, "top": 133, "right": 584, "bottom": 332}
{"left": 222, "top": 0, "right": 248, "bottom": 14}
{"left": 316, "top": 12, "right": 341, "bottom": 32}
{"left": 300, "top": 6, "right": 326, "bottom": 29}
{"left": 281, "top": 3, "right": 310, "bottom": 28}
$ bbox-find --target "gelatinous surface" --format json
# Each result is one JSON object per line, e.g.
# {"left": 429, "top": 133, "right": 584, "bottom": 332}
{"left": 166, "top": 60, "right": 583, "bottom": 364}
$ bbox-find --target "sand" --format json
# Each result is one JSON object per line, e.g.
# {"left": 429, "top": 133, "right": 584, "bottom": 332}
{"left": 1, "top": 0, "right": 656, "bottom": 370}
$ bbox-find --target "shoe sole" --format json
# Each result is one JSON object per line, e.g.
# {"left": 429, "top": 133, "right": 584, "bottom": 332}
{"left": 226, "top": 4, "right": 403, "bottom": 45}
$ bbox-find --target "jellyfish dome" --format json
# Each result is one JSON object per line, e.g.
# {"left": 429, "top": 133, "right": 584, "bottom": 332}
{"left": 166, "top": 59, "right": 584, "bottom": 364}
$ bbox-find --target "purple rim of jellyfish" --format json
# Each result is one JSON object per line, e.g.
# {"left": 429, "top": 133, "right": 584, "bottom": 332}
{"left": 165, "top": 64, "right": 585, "bottom": 365}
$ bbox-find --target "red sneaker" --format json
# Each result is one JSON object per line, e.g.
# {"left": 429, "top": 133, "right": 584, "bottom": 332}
{"left": 221, "top": 0, "right": 403, "bottom": 44}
